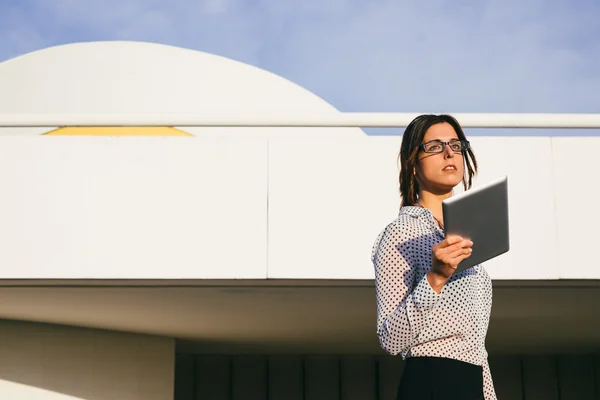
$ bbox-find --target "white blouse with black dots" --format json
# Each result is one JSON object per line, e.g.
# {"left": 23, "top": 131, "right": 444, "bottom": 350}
{"left": 372, "top": 206, "right": 497, "bottom": 400}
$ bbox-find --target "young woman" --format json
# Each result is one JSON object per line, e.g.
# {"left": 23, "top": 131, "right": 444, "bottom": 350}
{"left": 371, "top": 114, "right": 496, "bottom": 400}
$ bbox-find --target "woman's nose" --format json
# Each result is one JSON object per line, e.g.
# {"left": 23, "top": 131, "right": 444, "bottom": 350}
{"left": 444, "top": 144, "right": 454, "bottom": 157}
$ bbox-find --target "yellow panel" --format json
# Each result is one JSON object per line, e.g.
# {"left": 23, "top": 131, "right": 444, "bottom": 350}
{"left": 43, "top": 127, "right": 192, "bottom": 136}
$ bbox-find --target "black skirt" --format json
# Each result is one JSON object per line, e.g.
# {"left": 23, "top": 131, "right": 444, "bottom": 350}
{"left": 396, "top": 357, "right": 484, "bottom": 400}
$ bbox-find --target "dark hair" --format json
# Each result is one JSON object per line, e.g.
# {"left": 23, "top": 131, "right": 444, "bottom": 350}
{"left": 398, "top": 114, "right": 477, "bottom": 207}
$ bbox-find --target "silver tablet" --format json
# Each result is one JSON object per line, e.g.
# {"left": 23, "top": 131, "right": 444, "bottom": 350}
{"left": 442, "top": 176, "right": 510, "bottom": 273}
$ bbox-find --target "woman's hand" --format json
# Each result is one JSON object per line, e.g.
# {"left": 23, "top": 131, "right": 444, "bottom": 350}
{"left": 427, "top": 235, "right": 473, "bottom": 293}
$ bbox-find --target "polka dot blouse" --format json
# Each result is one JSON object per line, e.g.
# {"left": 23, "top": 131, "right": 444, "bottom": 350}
{"left": 372, "top": 206, "right": 497, "bottom": 399}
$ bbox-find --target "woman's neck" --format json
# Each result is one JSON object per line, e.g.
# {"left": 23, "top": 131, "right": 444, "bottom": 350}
{"left": 416, "top": 191, "right": 452, "bottom": 224}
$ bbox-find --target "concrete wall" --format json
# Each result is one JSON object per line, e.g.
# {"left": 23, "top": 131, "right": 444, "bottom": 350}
{"left": 0, "top": 135, "right": 596, "bottom": 280}
{"left": 0, "top": 320, "right": 175, "bottom": 400}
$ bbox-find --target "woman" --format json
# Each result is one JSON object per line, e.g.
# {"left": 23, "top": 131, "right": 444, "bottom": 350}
{"left": 372, "top": 114, "right": 496, "bottom": 400}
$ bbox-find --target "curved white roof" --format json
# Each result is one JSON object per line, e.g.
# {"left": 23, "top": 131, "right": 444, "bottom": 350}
{"left": 0, "top": 41, "right": 364, "bottom": 137}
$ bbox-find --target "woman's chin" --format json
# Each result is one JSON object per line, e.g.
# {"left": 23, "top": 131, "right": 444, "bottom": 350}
{"left": 430, "top": 178, "right": 463, "bottom": 194}
{"left": 442, "top": 173, "right": 464, "bottom": 186}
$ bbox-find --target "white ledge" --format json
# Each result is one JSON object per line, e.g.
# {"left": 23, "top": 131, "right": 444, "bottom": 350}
{"left": 0, "top": 112, "right": 600, "bottom": 128}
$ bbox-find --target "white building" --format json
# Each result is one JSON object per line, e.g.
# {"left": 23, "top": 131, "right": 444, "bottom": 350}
{"left": 0, "top": 41, "right": 598, "bottom": 400}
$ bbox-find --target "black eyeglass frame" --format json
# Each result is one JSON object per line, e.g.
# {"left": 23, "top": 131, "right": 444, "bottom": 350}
{"left": 418, "top": 139, "right": 470, "bottom": 154}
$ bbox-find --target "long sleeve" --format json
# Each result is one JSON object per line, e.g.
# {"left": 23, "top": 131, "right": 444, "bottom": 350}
{"left": 372, "top": 222, "right": 441, "bottom": 356}
{"left": 483, "top": 358, "right": 497, "bottom": 400}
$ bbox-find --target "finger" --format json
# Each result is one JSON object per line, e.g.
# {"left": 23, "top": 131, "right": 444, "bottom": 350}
{"left": 439, "top": 251, "right": 472, "bottom": 271}
{"left": 447, "top": 254, "right": 471, "bottom": 270}
{"left": 454, "top": 252, "right": 473, "bottom": 265}
{"left": 459, "top": 239, "right": 474, "bottom": 248}
{"left": 433, "top": 239, "right": 472, "bottom": 264}
{"left": 455, "top": 239, "right": 473, "bottom": 251}
{"left": 442, "top": 238, "right": 473, "bottom": 252}
{"left": 444, "top": 235, "right": 463, "bottom": 246}
{"left": 444, "top": 247, "right": 473, "bottom": 263}
{"left": 434, "top": 243, "right": 463, "bottom": 260}
{"left": 440, "top": 239, "right": 473, "bottom": 255}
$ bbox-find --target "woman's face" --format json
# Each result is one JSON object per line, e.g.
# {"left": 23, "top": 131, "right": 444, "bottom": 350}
{"left": 415, "top": 122, "right": 465, "bottom": 194}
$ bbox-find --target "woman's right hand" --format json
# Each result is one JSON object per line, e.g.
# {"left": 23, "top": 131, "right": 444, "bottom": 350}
{"left": 427, "top": 235, "right": 473, "bottom": 293}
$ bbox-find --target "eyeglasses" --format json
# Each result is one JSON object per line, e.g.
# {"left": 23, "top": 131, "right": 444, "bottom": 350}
{"left": 419, "top": 139, "right": 470, "bottom": 154}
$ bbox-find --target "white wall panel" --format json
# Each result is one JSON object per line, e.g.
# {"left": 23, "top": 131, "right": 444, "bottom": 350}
{"left": 269, "top": 136, "right": 559, "bottom": 280}
{"left": 0, "top": 135, "right": 597, "bottom": 281}
{"left": 463, "top": 137, "right": 559, "bottom": 279}
{"left": 552, "top": 137, "right": 600, "bottom": 279}
{"left": 268, "top": 137, "right": 402, "bottom": 279}
{"left": 0, "top": 137, "right": 268, "bottom": 279}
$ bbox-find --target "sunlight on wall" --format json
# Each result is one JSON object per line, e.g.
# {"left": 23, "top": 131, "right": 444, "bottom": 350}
{"left": 43, "top": 127, "right": 192, "bottom": 136}
{"left": 0, "top": 380, "right": 84, "bottom": 400}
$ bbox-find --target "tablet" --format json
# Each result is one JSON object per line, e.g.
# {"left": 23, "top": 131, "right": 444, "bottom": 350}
{"left": 442, "top": 176, "right": 510, "bottom": 273}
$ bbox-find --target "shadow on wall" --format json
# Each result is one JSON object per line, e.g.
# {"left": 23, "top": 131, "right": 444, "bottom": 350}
{"left": 0, "top": 320, "right": 175, "bottom": 400}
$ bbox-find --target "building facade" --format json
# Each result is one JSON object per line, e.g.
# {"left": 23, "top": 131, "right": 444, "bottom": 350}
{"left": 0, "top": 41, "right": 598, "bottom": 399}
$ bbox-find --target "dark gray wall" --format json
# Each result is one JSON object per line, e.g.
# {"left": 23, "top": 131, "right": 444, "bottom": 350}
{"left": 175, "top": 354, "right": 600, "bottom": 400}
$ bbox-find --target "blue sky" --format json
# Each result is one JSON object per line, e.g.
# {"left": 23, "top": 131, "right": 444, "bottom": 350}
{"left": 1, "top": 0, "right": 599, "bottom": 135}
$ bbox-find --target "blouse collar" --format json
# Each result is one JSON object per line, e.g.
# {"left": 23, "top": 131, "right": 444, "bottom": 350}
{"left": 399, "top": 206, "right": 445, "bottom": 237}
